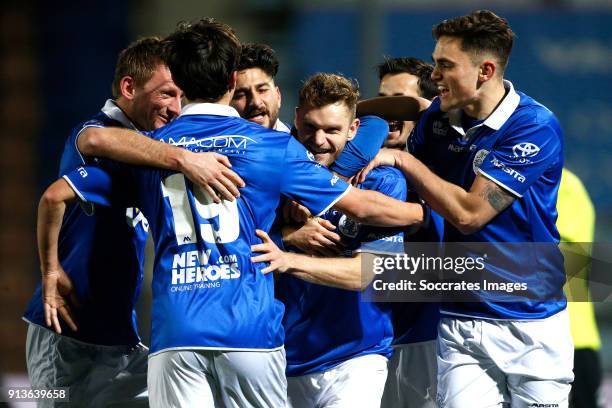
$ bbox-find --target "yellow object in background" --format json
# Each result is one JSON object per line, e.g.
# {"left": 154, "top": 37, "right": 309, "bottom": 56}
{"left": 558, "top": 168, "right": 601, "bottom": 350}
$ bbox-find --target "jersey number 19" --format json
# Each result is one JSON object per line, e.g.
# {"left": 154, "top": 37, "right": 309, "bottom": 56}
{"left": 162, "top": 173, "right": 240, "bottom": 245}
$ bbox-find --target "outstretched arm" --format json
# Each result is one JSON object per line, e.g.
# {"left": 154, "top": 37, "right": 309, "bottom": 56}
{"left": 356, "top": 95, "right": 431, "bottom": 121}
{"left": 78, "top": 127, "right": 245, "bottom": 203}
{"left": 333, "top": 187, "right": 424, "bottom": 228}
{"left": 252, "top": 230, "right": 376, "bottom": 291}
{"left": 357, "top": 150, "right": 514, "bottom": 234}
{"left": 37, "top": 179, "right": 80, "bottom": 334}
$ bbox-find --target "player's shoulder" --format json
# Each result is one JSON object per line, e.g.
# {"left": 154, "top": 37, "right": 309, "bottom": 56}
{"left": 362, "top": 165, "right": 406, "bottom": 195}
{"left": 73, "top": 111, "right": 116, "bottom": 134}
{"left": 512, "top": 91, "right": 560, "bottom": 129}
{"left": 421, "top": 97, "right": 443, "bottom": 118}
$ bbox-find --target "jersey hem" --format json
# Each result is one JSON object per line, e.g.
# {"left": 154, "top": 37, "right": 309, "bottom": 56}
{"left": 23, "top": 318, "right": 144, "bottom": 349}
{"left": 148, "top": 344, "right": 285, "bottom": 357}
{"left": 439, "top": 306, "right": 566, "bottom": 322}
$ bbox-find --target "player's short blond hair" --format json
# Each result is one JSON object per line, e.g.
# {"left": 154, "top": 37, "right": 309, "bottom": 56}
{"left": 298, "top": 73, "right": 360, "bottom": 119}
{"left": 111, "top": 37, "right": 165, "bottom": 98}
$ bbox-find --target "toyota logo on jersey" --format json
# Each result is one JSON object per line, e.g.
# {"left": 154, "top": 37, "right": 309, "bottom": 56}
{"left": 512, "top": 142, "right": 540, "bottom": 158}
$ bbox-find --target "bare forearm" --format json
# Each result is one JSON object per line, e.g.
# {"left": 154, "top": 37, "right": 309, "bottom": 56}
{"left": 357, "top": 96, "right": 431, "bottom": 121}
{"left": 337, "top": 188, "right": 424, "bottom": 227}
{"left": 393, "top": 151, "right": 481, "bottom": 232}
{"left": 37, "top": 180, "right": 76, "bottom": 273}
{"left": 78, "top": 127, "right": 187, "bottom": 171}
{"left": 285, "top": 253, "right": 363, "bottom": 291}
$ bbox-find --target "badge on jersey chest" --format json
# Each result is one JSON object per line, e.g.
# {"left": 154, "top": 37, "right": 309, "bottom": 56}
{"left": 472, "top": 149, "right": 490, "bottom": 174}
{"left": 338, "top": 214, "right": 361, "bottom": 238}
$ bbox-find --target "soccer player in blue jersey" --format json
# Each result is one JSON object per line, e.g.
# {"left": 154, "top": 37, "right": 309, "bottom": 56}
{"left": 231, "top": 43, "right": 290, "bottom": 132}
{"left": 358, "top": 10, "right": 572, "bottom": 408}
{"left": 251, "top": 73, "right": 426, "bottom": 408}
{"left": 25, "top": 36, "right": 244, "bottom": 407}
{"left": 38, "top": 19, "right": 425, "bottom": 407}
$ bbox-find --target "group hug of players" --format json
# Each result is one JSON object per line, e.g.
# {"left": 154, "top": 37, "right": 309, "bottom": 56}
{"left": 23, "top": 9, "right": 576, "bottom": 408}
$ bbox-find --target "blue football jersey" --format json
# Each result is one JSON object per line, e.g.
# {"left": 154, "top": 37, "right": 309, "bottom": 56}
{"left": 408, "top": 80, "right": 565, "bottom": 320}
{"left": 63, "top": 103, "right": 351, "bottom": 354}
{"left": 279, "top": 166, "right": 412, "bottom": 377}
{"left": 23, "top": 100, "right": 148, "bottom": 346}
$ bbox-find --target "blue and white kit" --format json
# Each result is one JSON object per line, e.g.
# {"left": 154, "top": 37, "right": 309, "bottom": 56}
{"left": 409, "top": 80, "right": 565, "bottom": 320}
{"left": 62, "top": 103, "right": 352, "bottom": 355}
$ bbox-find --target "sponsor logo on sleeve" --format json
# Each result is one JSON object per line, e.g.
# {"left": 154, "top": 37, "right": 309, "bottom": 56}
{"left": 512, "top": 142, "right": 540, "bottom": 158}
{"left": 77, "top": 167, "right": 88, "bottom": 178}
{"left": 490, "top": 157, "right": 526, "bottom": 183}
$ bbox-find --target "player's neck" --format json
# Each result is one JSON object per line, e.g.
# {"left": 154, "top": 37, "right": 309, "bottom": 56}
{"left": 114, "top": 98, "right": 144, "bottom": 131}
{"left": 462, "top": 79, "right": 507, "bottom": 120}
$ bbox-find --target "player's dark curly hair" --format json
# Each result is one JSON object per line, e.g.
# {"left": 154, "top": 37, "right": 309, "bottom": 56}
{"left": 112, "top": 37, "right": 165, "bottom": 99}
{"left": 299, "top": 73, "right": 360, "bottom": 119}
{"left": 237, "top": 43, "right": 279, "bottom": 79}
{"left": 433, "top": 10, "right": 515, "bottom": 71}
{"left": 163, "top": 18, "right": 241, "bottom": 102}
{"left": 377, "top": 57, "right": 438, "bottom": 100}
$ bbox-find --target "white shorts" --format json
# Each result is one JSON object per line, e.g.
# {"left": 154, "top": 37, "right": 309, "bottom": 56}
{"left": 437, "top": 309, "right": 574, "bottom": 408}
{"left": 148, "top": 348, "right": 287, "bottom": 408}
{"left": 381, "top": 340, "right": 437, "bottom": 408}
{"left": 287, "top": 353, "right": 388, "bottom": 408}
{"left": 25, "top": 323, "right": 148, "bottom": 408}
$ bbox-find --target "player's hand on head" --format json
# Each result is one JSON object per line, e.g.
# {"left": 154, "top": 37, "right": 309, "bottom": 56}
{"left": 282, "top": 200, "right": 311, "bottom": 223}
{"left": 181, "top": 151, "right": 245, "bottom": 203}
{"left": 251, "top": 229, "right": 292, "bottom": 274}
{"left": 42, "top": 266, "right": 79, "bottom": 334}
{"left": 283, "top": 217, "right": 344, "bottom": 257}
{"left": 355, "top": 148, "right": 399, "bottom": 184}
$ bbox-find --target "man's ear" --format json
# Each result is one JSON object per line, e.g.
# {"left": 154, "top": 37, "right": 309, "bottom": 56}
{"left": 276, "top": 86, "right": 282, "bottom": 108}
{"left": 347, "top": 117, "right": 360, "bottom": 141}
{"left": 478, "top": 60, "right": 496, "bottom": 83}
{"left": 119, "top": 76, "right": 136, "bottom": 100}
{"left": 229, "top": 71, "right": 237, "bottom": 91}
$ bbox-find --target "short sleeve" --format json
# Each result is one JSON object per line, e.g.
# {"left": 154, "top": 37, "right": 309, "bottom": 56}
{"left": 477, "top": 116, "right": 562, "bottom": 197}
{"left": 407, "top": 99, "right": 438, "bottom": 160}
{"left": 62, "top": 163, "right": 135, "bottom": 208}
{"left": 280, "top": 137, "right": 351, "bottom": 216}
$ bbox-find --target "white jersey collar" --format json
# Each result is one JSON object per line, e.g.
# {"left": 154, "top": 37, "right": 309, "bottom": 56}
{"left": 448, "top": 80, "right": 520, "bottom": 137}
{"left": 180, "top": 103, "right": 241, "bottom": 118}
{"left": 274, "top": 119, "right": 291, "bottom": 133}
{"left": 101, "top": 99, "right": 139, "bottom": 130}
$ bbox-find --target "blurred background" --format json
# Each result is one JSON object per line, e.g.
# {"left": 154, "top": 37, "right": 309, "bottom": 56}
{"left": 1, "top": 0, "right": 610, "bottom": 405}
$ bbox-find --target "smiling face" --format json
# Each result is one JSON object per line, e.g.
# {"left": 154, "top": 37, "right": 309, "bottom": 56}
{"left": 231, "top": 67, "right": 281, "bottom": 129}
{"left": 294, "top": 102, "right": 358, "bottom": 167}
{"left": 378, "top": 72, "right": 421, "bottom": 149}
{"left": 129, "top": 64, "right": 182, "bottom": 130}
{"left": 431, "top": 36, "right": 482, "bottom": 113}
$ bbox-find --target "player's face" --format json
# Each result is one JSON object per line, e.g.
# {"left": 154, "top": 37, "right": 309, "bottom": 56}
{"left": 378, "top": 72, "right": 421, "bottom": 149}
{"left": 231, "top": 68, "right": 281, "bottom": 129}
{"left": 294, "top": 102, "right": 358, "bottom": 167}
{"left": 131, "top": 64, "right": 182, "bottom": 130}
{"left": 431, "top": 36, "right": 480, "bottom": 112}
